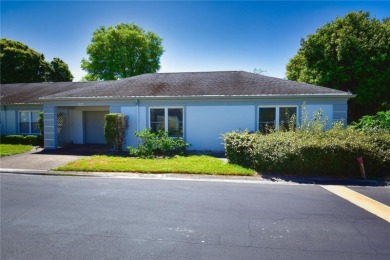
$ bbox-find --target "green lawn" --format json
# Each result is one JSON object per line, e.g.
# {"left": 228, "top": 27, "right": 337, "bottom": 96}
{"left": 0, "top": 144, "right": 32, "bottom": 157}
{"left": 55, "top": 155, "right": 255, "bottom": 176}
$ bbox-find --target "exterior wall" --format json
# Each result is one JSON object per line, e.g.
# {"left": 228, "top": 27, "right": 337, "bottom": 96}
{"left": 0, "top": 105, "right": 42, "bottom": 135}
{"left": 37, "top": 97, "right": 350, "bottom": 151}
{"left": 122, "top": 97, "right": 350, "bottom": 152}
{"left": 333, "top": 103, "right": 348, "bottom": 125}
{"left": 304, "top": 103, "right": 333, "bottom": 128}
{"left": 121, "top": 106, "right": 138, "bottom": 148}
{"left": 186, "top": 104, "right": 255, "bottom": 150}
{"left": 43, "top": 104, "right": 57, "bottom": 149}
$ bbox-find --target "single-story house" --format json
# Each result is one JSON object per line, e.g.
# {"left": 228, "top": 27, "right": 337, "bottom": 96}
{"left": 1, "top": 71, "right": 354, "bottom": 152}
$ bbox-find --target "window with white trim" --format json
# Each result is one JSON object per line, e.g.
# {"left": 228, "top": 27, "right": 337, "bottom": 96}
{"left": 258, "top": 106, "right": 297, "bottom": 133}
{"left": 150, "top": 108, "right": 183, "bottom": 137}
{"left": 19, "top": 111, "right": 40, "bottom": 134}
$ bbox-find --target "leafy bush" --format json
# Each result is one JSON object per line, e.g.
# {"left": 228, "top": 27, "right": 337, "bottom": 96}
{"left": 38, "top": 112, "right": 44, "bottom": 136}
{"left": 104, "top": 114, "right": 129, "bottom": 152}
{"left": 129, "top": 129, "right": 190, "bottom": 158}
{"left": 0, "top": 135, "right": 40, "bottom": 146}
{"left": 351, "top": 110, "right": 390, "bottom": 133}
{"left": 37, "top": 112, "right": 44, "bottom": 146}
{"left": 223, "top": 126, "right": 390, "bottom": 179}
{"left": 223, "top": 130, "right": 257, "bottom": 168}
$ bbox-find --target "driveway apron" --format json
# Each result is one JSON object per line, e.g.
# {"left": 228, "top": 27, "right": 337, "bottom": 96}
{"left": 0, "top": 145, "right": 107, "bottom": 171}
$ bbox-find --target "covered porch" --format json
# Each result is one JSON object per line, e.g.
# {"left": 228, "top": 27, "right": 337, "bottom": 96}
{"left": 43, "top": 104, "right": 109, "bottom": 149}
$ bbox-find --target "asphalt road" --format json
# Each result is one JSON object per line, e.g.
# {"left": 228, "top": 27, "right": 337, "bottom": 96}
{"left": 1, "top": 173, "right": 389, "bottom": 260}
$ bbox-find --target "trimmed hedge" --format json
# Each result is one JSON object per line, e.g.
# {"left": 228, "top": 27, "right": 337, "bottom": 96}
{"left": 0, "top": 135, "right": 40, "bottom": 146}
{"left": 223, "top": 127, "right": 390, "bottom": 179}
{"left": 104, "top": 113, "right": 129, "bottom": 152}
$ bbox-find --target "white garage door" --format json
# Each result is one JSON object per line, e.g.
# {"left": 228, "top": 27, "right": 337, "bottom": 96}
{"left": 84, "top": 111, "right": 108, "bottom": 144}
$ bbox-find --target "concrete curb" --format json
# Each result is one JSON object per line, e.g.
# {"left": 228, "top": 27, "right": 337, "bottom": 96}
{"left": 1, "top": 168, "right": 388, "bottom": 186}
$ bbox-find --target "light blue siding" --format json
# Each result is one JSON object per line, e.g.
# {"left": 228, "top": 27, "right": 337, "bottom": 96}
{"left": 186, "top": 105, "right": 255, "bottom": 151}
{"left": 333, "top": 103, "right": 348, "bottom": 125}
{"left": 43, "top": 104, "right": 57, "bottom": 149}
{"left": 121, "top": 106, "right": 138, "bottom": 148}
{"left": 13, "top": 96, "right": 350, "bottom": 151}
{"left": 0, "top": 105, "right": 42, "bottom": 135}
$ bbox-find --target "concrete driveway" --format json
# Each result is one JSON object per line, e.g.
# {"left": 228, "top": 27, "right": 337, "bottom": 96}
{"left": 0, "top": 145, "right": 108, "bottom": 171}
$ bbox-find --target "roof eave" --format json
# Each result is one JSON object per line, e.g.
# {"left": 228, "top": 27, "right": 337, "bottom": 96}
{"left": 1, "top": 102, "right": 42, "bottom": 106}
{"left": 39, "top": 93, "right": 355, "bottom": 102}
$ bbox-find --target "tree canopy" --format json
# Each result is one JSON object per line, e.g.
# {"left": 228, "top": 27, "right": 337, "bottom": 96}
{"left": 81, "top": 23, "right": 164, "bottom": 81}
{"left": 0, "top": 38, "right": 73, "bottom": 83}
{"left": 50, "top": 57, "right": 74, "bottom": 82}
{"left": 286, "top": 11, "right": 390, "bottom": 121}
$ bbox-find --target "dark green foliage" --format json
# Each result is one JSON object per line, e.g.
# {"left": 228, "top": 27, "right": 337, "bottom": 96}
{"left": 38, "top": 112, "right": 44, "bottom": 137}
{"left": 223, "top": 127, "right": 390, "bottom": 179}
{"left": 0, "top": 38, "right": 73, "bottom": 83}
{"left": 1, "top": 38, "right": 51, "bottom": 83}
{"left": 0, "top": 135, "right": 40, "bottom": 146}
{"left": 286, "top": 11, "right": 390, "bottom": 121}
{"left": 37, "top": 112, "right": 44, "bottom": 146}
{"left": 223, "top": 130, "right": 256, "bottom": 168}
{"left": 129, "top": 129, "right": 190, "bottom": 158}
{"left": 104, "top": 114, "right": 129, "bottom": 152}
{"left": 81, "top": 23, "right": 164, "bottom": 81}
{"left": 352, "top": 110, "right": 390, "bottom": 133}
{"left": 50, "top": 58, "right": 74, "bottom": 82}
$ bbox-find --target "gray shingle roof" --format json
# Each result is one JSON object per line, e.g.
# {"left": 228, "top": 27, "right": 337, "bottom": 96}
{"left": 1, "top": 71, "right": 352, "bottom": 104}
{"left": 0, "top": 82, "right": 95, "bottom": 104}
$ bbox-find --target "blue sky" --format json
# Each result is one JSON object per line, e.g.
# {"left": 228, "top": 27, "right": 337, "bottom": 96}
{"left": 1, "top": 1, "right": 389, "bottom": 81}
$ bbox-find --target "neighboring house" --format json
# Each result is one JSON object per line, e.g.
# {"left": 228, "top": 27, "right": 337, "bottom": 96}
{"left": 0, "top": 71, "right": 354, "bottom": 152}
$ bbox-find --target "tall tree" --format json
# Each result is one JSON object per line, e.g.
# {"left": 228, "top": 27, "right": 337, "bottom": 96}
{"left": 0, "top": 38, "right": 73, "bottom": 83}
{"left": 50, "top": 57, "right": 73, "bottom": 82}
{"left": 286, "top": 11, "right": 390, "bottom": 121}
{"left": 81, "top": 23, "right": 164, "bottom": 81}
{"left": 0, "top": 38, "right": 51, "bottom": 83}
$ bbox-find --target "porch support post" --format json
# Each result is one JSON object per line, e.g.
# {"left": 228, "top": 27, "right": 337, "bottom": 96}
{"left": 43, "top": 104, "right": 58, "bottom": 149}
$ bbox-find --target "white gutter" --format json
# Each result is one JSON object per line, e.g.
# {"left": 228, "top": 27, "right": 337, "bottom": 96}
{"left": 39, "top": 93, "right": 355, "bottom": 102}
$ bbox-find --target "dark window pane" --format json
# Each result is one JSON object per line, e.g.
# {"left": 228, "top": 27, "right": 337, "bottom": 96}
{"left": 279, "top": 107, "right": 297, "bottom": 130}
{"left": 31, "top": 112, "right": 40, "bottom": 134}
{"left": 150, "top": 108, "right": 165, "bottom": 133}
{"left": 168, "top": 108, "right": 183, "bottom": 137}
{"left": 19, "top": 111, "right": 30, "bottom": 133}
{"left": 19, "top": 122, "right": 30, "bottom": 133}
{"left": 259, "top": 108, "right": 276, "bottom": 133}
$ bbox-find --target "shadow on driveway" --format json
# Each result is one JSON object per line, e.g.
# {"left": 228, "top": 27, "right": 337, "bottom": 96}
{"left": 35, "top": 144, "right": 110, "bottom": 156}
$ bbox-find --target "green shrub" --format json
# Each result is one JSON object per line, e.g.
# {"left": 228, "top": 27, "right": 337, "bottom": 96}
{"left": 351, "top": 110, "right": 390, "bottom": 133}
{"left": 129, "top": 129, "right": 190, "bottom": 158}
{"left": 0, "top": 135, "right": 40, "bottom": 146}
{"left": 223, "top": 130, "right": 256, "bottom": 168}
{"left": 104, "top": 113, "right": 129, "bottom": 152}
{"left": 223, "top": 127, "right": 390, "bottom": 179}
{"left": 38, "top": 112, "right": 44, "bottom": 146}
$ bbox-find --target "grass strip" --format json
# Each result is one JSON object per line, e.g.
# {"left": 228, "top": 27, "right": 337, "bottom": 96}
{"left": 55, "top": 155, "right": 255, "bottom": 176}
{"left": 0, "top": 144, "right": 32, "bottom": 157}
